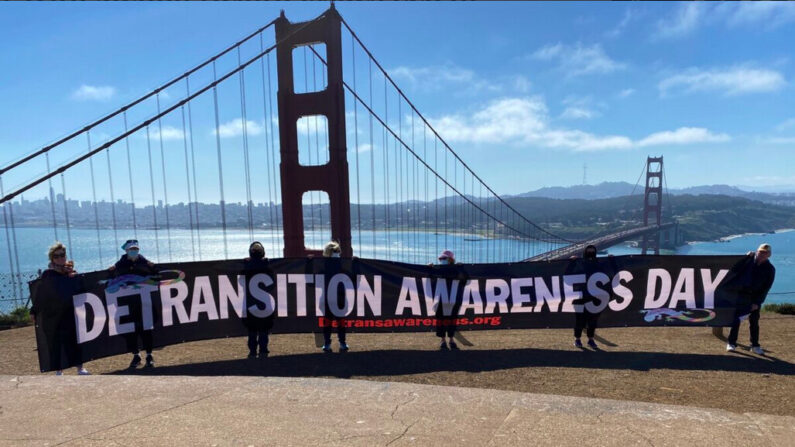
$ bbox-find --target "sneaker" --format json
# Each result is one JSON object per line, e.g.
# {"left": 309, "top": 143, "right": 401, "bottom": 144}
{"left": 574, "top": 339, "right": 583, "bottom": 348}
{"left": 339, "top": 342, "right": 350, "bottom": 352}
{"left": 587, "top": 339, "right": 599, "bottom": 349}
{"left": 751, "top": 346, "right": 764, "bottom": 355}
{"left": 55, "top": 370, "right": 63, "bottom": 376}
{"left": 129, "top": 354, "right": 142, "bottom": 368}
{"left": 322, "top": 343, "right": 332, "bottom": 353}
{"left": 77, "top": 367, "right": 90, "bottom": 376}
{"left": 449, "top": 340, "right": 459, "bottom": 350}
{"left": 248, "top": 351, "right": 257, "bottom": 359}
{"left": 258, "top": 350, "right": 269, "bottom": 359}
{"left": 145, "top": 354, "right": 154, "bottom": 368}
{"left": 439, "top": 340, "right": 449, "bottom": 351}
{"left": 726, "top": 343, "right": 737, "bottom": 352}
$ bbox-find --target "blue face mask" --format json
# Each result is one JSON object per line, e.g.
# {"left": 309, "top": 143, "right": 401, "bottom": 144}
{"left": 331, "top": 253, "right": 341, "bottom": 258}
{"left": 127, "top": 249, "right": 139, "bottom": 258}
{"left": 438, "top": 258, "right": 448, "bottom": 265}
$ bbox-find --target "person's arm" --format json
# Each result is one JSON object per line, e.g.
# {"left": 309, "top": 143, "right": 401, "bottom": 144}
{"left": 755, "top": 266, "right": 776, "bottom": 306}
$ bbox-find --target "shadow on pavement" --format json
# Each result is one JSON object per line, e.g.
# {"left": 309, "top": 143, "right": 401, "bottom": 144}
{"left": 110, "top": 347, "right": 795, "bottom": 378}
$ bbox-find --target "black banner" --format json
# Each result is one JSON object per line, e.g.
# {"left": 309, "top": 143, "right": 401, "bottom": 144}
{"left": 29, "top": 255, "right": 752, "bottom": 372}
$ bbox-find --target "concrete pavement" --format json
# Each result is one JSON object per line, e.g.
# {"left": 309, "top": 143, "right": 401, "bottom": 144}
{"left": 1, "top": 375, "right": 793, "bottom": 446}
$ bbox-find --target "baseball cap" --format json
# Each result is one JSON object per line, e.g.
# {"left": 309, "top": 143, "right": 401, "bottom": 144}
{"left": 438, "top": 249, "right": 454, "bottom": 260}
{"left": 122, "top": 239, "right": 140, "bottom": 251}
{"left": 757, "top": 243, "right": 771, "bottom": 253}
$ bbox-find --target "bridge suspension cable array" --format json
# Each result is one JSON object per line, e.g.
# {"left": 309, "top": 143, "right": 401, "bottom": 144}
{"left": 2, "top": 8, "right": 579, "bottom": 310}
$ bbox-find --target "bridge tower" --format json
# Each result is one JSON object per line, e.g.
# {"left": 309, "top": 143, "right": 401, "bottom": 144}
{"left": 641, "top": 156, "right": 663, "bottom": 255}
{"left": 275, "top": 6, "right": 352, "bottom": 258}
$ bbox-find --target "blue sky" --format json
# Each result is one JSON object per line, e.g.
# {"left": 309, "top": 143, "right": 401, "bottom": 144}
{"left": 2, "top": 1, "right": 795, "bottom": 205}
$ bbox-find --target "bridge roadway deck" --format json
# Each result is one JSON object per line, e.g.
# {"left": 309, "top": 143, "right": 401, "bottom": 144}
{"left": 526, "top": 223, "right": 676, "bottom": 262}
{"left": 2, "top": 374, "right": 793, "bottom": 446}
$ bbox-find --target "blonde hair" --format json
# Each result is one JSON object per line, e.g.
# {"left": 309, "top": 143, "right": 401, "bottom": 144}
{"left": 48, "top": 242, "right": 67, "bottom": 261}
{"left": 323, "top": 241, "right": 341, "bottom": 257}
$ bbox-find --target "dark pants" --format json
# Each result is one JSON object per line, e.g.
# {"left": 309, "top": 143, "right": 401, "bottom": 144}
{"left": 247, "top": 329, "right": 269, "bottom": 354}
{"left": 436, "top": 325, "right": 455, "bottom": 338}
{"left": 126, "top": 330, "right": 153, "bottom": 355}
{"left": 728, "top": 308, "right": 761, "bottom": 347}
{"left": 574, "top": 312, "right": 599, "bottom": 339}
{"left": 323, "top": 324, "right": 346, "bottom": 345}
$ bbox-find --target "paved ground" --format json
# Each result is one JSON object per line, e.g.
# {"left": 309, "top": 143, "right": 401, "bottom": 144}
{"left": 3, "top": 314, "right": 794, "bottom": 416}
{"left": 2, "top": 375, "right": 795, "bottom": 446}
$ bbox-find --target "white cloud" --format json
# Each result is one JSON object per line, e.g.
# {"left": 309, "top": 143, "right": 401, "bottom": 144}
{"left": 717, "top": 2, "right": 795, "bottom": 29}
{"left": 775, "top": 118, "right": 795, "bottom": 132}
{"left": 531, "top": 43, "right": 625, "bottom": 77}
{"left": 618, "top": 88, "right": 635, "bottom": 98}
{"left": 560, "top": 106, "right": 598, "bottom": 120}
{"left": 654, "top": 2, "right": 795, "bottom": 40}
{"left": 213, "top": 118, "right": 264, "bottom": 138}
{"left": 430, "top": 97, "right": 728, "bottom": 152}
{"left": 72, "top": 84, "right": 116, "bottom": 101}
{"left": 605, "top": 9, "right": 637, "bottom": 38}
{"left": 388, "top": 64, "right": 531, "bottom": 95}
{"left": 654, "top": 3, "right": 704, "bottom": 40}
{"left": 150, "top": 125, "right": 187, "bottom": 141}
{"left": 637, "top": 127, "right": 730, "bottom": 147}
{"left": 659, "top": 66, "right": 786, "bottom": 96}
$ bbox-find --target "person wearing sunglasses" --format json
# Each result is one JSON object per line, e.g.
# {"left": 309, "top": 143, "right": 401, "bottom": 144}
{"left": 108, "top": 239, "right": 157, "bottom": 368}
{"left": 30, "top": 242, "right": 89, "bottom": 375}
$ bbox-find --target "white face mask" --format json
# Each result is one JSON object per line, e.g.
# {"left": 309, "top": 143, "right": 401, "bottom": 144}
{"left": 332, "top": 253, "right": 341, "bottom": 258}
{"left": 438, "top": 258, "right": 448, "bottom": 265}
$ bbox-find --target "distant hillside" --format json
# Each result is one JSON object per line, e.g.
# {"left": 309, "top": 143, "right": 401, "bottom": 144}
{"left": 502, "top": 194, "right": 795, "bottom": 242}
{"left": 516, "top": 182, "right": 795, "bottom": 206}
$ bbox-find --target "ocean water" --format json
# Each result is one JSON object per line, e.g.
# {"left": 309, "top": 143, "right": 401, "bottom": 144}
{"left": 1, "top": 226, "right": 793, "bottom": 312}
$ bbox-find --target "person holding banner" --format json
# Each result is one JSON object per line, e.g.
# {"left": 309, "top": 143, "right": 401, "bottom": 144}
{"left": 243, "top": 241, "right": 273, "bottom": 359}
{"left": 434, "top": 250, "right": 461, "bottom": 351}
{"left": 108, "top": 239, "right": 157, "bottom": 368}
{"left": 572, "top": 245, "right": 601, "bottom": 349}
{"left": 726, "top": 243, "right": 776, "bottom": 354}
{"left": 30, "top": 242, "right": 90, "bottom": 376}
{"left": 321, "top": 241, "right": 349, "bottom": 353}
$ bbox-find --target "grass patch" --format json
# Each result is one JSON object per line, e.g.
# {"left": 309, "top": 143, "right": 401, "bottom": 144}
{"left": 763, "top": 303, "right": 795, "bottom": 315}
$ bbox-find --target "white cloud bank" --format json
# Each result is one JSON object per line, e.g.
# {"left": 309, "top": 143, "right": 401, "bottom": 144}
{"left": 659, "top": 66, "right": 786, "bottom": 96}
{"left": 654, "top": 2, "right": 795, "bottom": 40}
{"left": 429, "top": 97, "right": 729, "bottom": 152}
{"left": 531, "top": 43, "right": 625, "bottom": 77}
{"left": 71, "top": 84, "right": 116, "bottom": 101}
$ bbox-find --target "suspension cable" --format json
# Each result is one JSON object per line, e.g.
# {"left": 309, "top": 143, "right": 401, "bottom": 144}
{"left": 186, "top": 77, "right": 201, "bottom": 260}
{"left": 212, "top": 60, "right": 229, "bottom": 259}
{"left": 145, "top": 126, "right": 161, "bottom": 260}
{"left": 0, "top": 177, "right": 20, "bottom": 301}
{"left": 45, "top": 152, "right": 59, "bottom": 243}
{"left": 337, "top": 20, "right": 573, "bottom": 244}
{"left": 156, "top": 93, "right": 173, "bottom": 262}
{"left": 123, "top": 111, "right": 138, "bottom": 240}
{"left": 0, "top": 20, "right": 279, "bottom": 177}
{"left": 180, "top": 103, "right": 196, "bottom": 260}
{"left": 238, "top": 47, "right": 255, "bottom": 241}
{"left": 86, "top": 132, "right": 104, "bottom": 268}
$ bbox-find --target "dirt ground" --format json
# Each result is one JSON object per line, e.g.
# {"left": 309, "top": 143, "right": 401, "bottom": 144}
{"left": 2, "top": 314, "right": 793, "bottom": 416}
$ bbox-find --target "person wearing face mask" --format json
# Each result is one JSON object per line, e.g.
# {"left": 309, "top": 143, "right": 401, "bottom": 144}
{"left": 30, "top": 242, "right": 90, "bottom": 375}
{"left": 243, "top": 241, "right": 274, "bottom": 359}
{"left": 321, "top": 241, "right": 348, "bottom": 352}
{"left": 573, "top": 245, "right": 601, "bottom": 349}
{"left": 109, "top": 239, "right": 157, "bottom": 368}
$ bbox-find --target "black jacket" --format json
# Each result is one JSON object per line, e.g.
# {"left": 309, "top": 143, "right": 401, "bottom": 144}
{"left": 112, "top": 254, "right": 155, "bottom": 277}
{"left": 735, "top": 254, "right": 776, "bottom": 306}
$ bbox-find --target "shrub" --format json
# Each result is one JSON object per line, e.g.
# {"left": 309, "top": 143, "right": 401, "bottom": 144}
{"left": 763, "top": 303, "right": 795, "bottom": 315}
{"left": 0, "top": 305, "right": 31, "bottom": 328}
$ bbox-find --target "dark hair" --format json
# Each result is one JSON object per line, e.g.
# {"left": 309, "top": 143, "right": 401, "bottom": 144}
{"left": 249, "top": 241, "right": 265, "bottom": 259}
{"left": 583, "top": 245, "right": 597, "bottom": 259}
